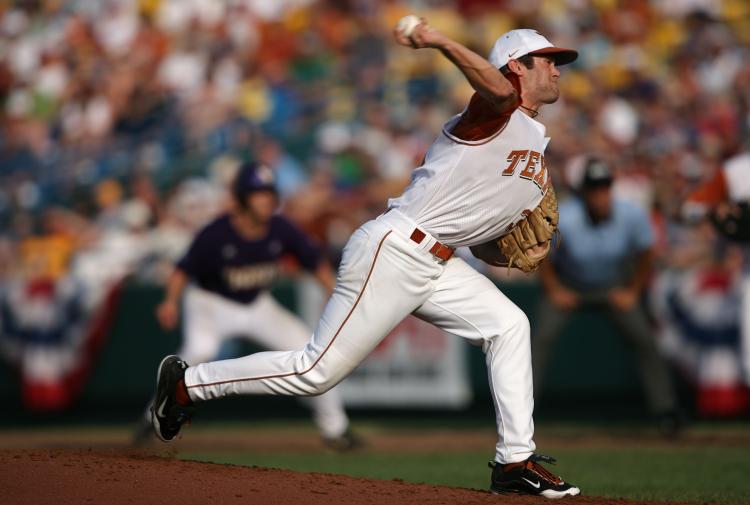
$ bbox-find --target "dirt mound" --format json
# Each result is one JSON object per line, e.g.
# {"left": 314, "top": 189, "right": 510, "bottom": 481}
{"left": 2, "top": 449, "right": 692, "bottom": 505}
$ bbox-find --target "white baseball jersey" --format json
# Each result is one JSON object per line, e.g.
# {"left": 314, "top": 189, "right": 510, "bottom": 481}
{"left": 388, "top": 108, "right": 551, "bottom": 247}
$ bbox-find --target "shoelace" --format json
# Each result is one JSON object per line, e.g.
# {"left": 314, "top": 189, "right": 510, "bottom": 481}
{"left": 527, "top": 454, "right": 563, "bottom": 485}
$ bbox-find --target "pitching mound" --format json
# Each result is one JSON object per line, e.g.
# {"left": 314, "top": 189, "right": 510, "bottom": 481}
{"left": 3, "top": 449, "right": 693, "bottom": 505}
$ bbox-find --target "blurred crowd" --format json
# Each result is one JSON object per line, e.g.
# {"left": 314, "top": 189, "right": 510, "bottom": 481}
{"left": 0, "top": 0, "right": 749, "bottom": 413}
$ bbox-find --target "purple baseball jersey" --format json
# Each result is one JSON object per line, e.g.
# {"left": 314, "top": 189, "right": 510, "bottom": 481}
{"left": 177, "top": 214, "right": 323, "bottom": 304}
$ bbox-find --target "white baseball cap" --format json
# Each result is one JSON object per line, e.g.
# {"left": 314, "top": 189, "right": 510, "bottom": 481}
{"left": 488, "top": 29, "right": 578, "bottom": 69}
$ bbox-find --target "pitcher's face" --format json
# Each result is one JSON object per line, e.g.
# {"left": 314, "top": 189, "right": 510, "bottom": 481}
{"left": 523, "top": 56, "right": 561, "bottom": 104}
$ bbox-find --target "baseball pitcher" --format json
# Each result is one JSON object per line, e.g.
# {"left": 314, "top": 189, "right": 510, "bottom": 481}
{"left": 151, "top": 21, "right": 580, "bottom": 498}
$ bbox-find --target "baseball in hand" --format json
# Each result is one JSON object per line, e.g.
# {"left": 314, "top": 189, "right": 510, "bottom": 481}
{"left": 396, "top": 15, "right": 421, "bottom": 37}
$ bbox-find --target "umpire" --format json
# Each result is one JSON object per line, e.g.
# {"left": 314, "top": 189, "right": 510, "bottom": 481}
{"left": 531, "top": 158, "right": 680, "bottom": 434}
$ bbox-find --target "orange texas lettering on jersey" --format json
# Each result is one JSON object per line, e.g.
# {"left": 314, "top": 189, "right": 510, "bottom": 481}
{"left": 502, "top": 149, "right": 550, "bottom": 192}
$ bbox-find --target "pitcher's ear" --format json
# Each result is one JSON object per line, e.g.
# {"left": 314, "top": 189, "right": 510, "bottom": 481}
{"left": 506, "top": 59, "right": 522, "bottom": 76}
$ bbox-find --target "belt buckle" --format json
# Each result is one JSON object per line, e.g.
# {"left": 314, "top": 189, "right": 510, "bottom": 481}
{"left": 430, "top": 242, "right": 454, "bottom": 261}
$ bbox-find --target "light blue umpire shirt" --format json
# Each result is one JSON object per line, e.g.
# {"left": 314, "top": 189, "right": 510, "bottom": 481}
{"left": 551, "top": 196, "right": 654, "bottom": 290}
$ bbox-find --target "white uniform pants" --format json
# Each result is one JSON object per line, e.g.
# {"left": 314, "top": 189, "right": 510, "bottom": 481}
{"left": 186, "top": 210, "right": 536, "bottom": 463}
{"left": 182, "top": 286, "right": 349, "bottom": 439}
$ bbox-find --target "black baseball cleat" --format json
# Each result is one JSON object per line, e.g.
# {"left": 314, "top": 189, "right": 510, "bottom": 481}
{"left": 489, "top": 454, "right": 580, "bottom": 499}
{"left": 151, "top": 355, "right": 195, "bottom": 442}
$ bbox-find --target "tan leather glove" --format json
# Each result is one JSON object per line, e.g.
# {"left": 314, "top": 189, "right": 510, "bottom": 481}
{"left": 470, "top": 186, "right": 559, "bottom": 273}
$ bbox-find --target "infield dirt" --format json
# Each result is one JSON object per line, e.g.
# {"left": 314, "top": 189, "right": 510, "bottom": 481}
{"left": 3, "top": 448, "right": 699, "bottom": 505}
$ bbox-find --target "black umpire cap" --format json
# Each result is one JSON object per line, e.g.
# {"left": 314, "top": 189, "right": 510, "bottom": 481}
{"left": 581, "top": 158, "right": 613, "bottom": 189}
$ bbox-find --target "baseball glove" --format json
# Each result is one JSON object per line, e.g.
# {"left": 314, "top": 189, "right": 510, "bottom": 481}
{"left": 470, "top": 186, "right": 559, "bottom": 273}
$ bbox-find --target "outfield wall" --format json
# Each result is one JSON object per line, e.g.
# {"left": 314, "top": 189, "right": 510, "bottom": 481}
{"left": 1, "top": 280, "right": 668, "bottom": 423}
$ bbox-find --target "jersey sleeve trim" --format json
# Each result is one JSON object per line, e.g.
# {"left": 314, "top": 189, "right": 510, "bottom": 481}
{"left": 441, "top": 110, "right": 513, "bottom": 146}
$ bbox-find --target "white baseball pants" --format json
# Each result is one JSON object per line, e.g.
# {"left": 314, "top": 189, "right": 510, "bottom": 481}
{"left": 185, "top": 210, "right": 536, "bottom": 463}
{"left": 181, "top": 286, "right": 349, "bottom": 439}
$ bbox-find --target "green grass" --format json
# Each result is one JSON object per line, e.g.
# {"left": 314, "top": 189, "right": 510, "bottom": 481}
{"left": 181, "top": 446, "right": 750, "bottom": 504}
{"left": 554, "top": 447, "right": 749, "bottom": 503}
